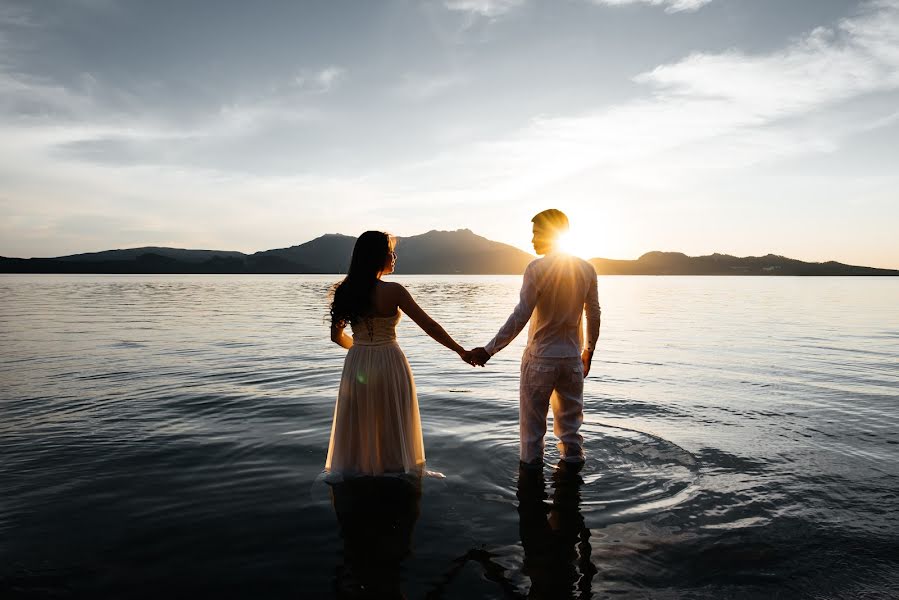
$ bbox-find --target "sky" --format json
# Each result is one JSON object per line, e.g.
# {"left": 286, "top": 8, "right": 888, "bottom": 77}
{"left": 1, "top": 0, "right": 897, "bottom": 267}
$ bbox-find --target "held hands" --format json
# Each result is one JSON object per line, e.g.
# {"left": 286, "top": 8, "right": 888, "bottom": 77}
{"left": 460, "top": 347, "right": 491, "bottom": 367}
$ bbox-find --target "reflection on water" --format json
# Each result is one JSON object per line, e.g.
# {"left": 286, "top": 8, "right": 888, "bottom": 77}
{"left": 517, "top": 462, "right": 595, "bottom": 600}
{"left": 421, "top": 462, "right": 594, "bottom": 599}
{"left": 330, "top": 476, "right": 422, "bottom": 599}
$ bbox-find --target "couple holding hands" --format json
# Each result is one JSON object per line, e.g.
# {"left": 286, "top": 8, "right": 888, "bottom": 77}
{"left": 326, "top": 209, "right": 601, "bottom": 478}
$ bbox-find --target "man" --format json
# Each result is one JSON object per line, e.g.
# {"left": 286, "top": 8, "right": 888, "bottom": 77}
{"left": 470, "top": 209, "right": 601, "bottom": 467}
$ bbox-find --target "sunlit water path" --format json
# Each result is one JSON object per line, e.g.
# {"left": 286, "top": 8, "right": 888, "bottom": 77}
{"left": 1, "top": 275, "right": 897, "bottom": 598}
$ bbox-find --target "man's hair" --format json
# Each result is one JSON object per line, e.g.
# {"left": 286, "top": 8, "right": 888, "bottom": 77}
{"left": 531, "top": 208, "right": 569, "bottom": 232}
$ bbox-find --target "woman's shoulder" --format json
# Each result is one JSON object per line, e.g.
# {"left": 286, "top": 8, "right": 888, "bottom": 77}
{"left": 379, "top": 280, "right": 408, "bottom": 295}
{"left": 373, "top": 280, "right": 409, "bottom": 307}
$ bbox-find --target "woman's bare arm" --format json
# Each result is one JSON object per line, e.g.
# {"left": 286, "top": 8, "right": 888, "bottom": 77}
{"left": 330, "top": 322, "right": 353, "bottom": 350}
{"left": 394, "top": 284, "right": 466, "bottom": 357}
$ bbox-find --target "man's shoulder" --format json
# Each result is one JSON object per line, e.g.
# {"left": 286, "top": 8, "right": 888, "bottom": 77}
{"left": 535, "top": 253, "right": 593, "bottom": 270}
{"left": 525, "top": 257, "right": 544, "bottom": 273}
{"left": 527, "top": 254, "right": 595, "bottom": 272}
{"left": 575, "top": 256, "right": 597, "bottom": 274}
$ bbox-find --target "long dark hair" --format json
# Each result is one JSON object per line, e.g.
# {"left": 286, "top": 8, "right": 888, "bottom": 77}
{"left": 330, "top": 231, "right": 396, "bottom": 328}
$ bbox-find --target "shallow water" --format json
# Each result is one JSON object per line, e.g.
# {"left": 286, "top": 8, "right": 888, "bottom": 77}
{"left": 1, "top": 274, "right": 898, "bottom": 598}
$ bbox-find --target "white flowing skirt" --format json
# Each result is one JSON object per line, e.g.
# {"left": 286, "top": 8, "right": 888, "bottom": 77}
{"left": 325, "top": 341, "right": 425, "bottom": 477}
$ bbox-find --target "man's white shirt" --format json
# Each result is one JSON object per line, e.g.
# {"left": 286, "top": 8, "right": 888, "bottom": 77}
{"left": 485, "top": 252, "right": 601, "bottom": 358}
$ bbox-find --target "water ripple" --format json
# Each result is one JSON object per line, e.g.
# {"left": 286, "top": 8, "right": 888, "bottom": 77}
{"left": 1, "top": 274, "right": 898, "bottom": 598}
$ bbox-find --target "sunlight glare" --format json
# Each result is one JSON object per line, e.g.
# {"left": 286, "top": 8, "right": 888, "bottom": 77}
{"left": 557, "top": 228, "right": 597, "bottom": 259}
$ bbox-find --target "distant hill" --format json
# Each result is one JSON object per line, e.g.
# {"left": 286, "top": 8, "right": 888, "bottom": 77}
{"left": 251, "top": 229, "right": 532, "bottom": 274}
{"left": 56, "top": 247, "right": 247, "bottom": 263}
{"left": 590, "top": 251, "right": 899, "bottom": 276}
{"left": 252, "top": 233, "right": 356, "bottom": 273}
{"left": 0, "top": 230, "right": 533, "bottom": 275}
{"left": 393, "top": 229, "right": 532, "bottom": 274}
{"left": 1, "top": 233, "right": 896, "bottom": 275}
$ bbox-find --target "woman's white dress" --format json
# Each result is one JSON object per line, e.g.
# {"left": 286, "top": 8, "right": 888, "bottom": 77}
{"left": 325, "top": 312, "right": 425, "bottom": 477}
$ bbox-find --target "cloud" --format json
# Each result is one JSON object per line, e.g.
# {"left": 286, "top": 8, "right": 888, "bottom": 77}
{"left": 293, "top": 66, "right": 346, "bottom": 93}
{"left": 0, "top": 71, "right": 99, "bottom": 122}
{"left": 0, "top": 57, "right": 340, "bottom": 165}
{"left": 0, "top": 137, "right": 380, "bottom": 256}
{"left": 588, "top": 0, "right": 712, "bottom": 13}
{"left": 13, "top": 0, "right": 897, "bottom": 215}
{"left": 317, "top": 66, "right": 344, "bottom": 88}
{"left": 0, "top": 4, "right": 37, "bottom": 27}
{"left": 636, "top": 21, "right": 899, "bottom": 111}
{"left": 385, "top": 0, "right": 899, "bottom": 198}
{"left": 214, "top": 66, "right": 345, "bottom": 133}
{"left": 392, "top": 72, "right": 467, "bottom": 100}
{"left": 443, "top": 0, "right": 525, "bottom": 18}
{"left": 193, "top": 66, "right": 345, "bottom": 135}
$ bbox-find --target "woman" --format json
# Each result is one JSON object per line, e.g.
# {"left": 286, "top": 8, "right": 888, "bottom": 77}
{"left": 326, "top": 231, "right": 470, "bottom": 478}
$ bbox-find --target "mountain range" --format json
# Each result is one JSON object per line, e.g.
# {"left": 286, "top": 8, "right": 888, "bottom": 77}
{"left": 1, "top": 229, "right": 896, "bottom": 276}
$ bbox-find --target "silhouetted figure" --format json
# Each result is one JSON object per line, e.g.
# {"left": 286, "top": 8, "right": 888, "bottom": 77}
{"left": 327, "top": 231, "right": 469, "bottom": 478}
{"left": 469, "top": 209, "right": 602, "bottom": 467}
{"left": 329, "top": 476, "right": 422, "bottom": 599}
{"left": 517, "top": 462, "right": 596, "bottom": 599}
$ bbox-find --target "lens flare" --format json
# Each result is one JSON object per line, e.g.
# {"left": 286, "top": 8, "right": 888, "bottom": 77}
{"left": 556, "top": 229, "right": 595, "bottom": 259}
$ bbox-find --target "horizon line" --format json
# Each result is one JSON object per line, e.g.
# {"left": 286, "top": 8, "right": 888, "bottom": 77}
{"left": 1, "top": 228, "right": 897, "bottom": 271}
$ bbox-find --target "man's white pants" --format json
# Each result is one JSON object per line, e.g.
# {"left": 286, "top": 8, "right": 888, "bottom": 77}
{"left": 519, "top": 352, "right": 585, "bottom": 464}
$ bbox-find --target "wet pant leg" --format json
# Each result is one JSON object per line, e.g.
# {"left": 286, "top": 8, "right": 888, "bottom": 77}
{"left": 550, "top": 358, "right": 585, "bottom": 462}
{"left": 519, "top": 354, "right": 554, "bottom": 464}
{"left": 520, "top": 354, "right": 586, "bottom": 464}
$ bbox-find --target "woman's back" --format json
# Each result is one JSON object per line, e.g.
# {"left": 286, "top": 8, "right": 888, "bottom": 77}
{"left": 326, "top": 230, "right": 467, "bottom": 477}
{"left": 327, "top": 292, "right": 423, "bottom": 477}
{"left": 367, "top": 281, "right": 402, "bottom": 318}
{"left": 350, "top": 311, "right": 401, "bottom": 345}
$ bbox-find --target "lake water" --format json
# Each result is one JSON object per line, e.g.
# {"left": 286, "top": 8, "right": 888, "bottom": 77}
{"left": 1, "top": 274, "right": 898, "bottom": 599}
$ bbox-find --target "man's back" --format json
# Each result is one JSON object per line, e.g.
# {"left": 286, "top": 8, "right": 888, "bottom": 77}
{"left": 527, "top": 253, "right": 600, "bottom": 358}
{"left": 485, "top": 251, "right": 601, "bottom": 359}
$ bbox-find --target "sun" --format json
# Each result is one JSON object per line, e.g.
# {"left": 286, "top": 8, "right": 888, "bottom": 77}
{"left": 556, "top": 228, "right": 598, "bottom": 259}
